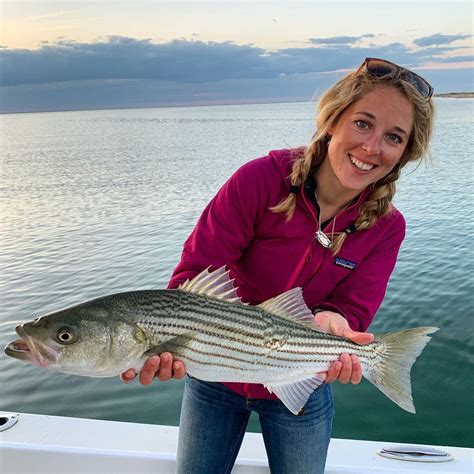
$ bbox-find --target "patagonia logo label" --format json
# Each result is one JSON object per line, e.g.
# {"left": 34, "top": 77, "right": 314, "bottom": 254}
{"left": 335, "top": 257, "right": 357, "bottom": 270}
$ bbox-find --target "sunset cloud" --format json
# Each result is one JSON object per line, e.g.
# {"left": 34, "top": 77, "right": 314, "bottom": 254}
{"left": 414, "top": 33, "right": 472, "bottom": 47}
{"left": 1, "top": 35, "right": 470, "bottom": 87}
{"left": 308, "top": 35, "right": 376, "bottom": 46}
{"left": 0, "top": 26, "right": 472, "bottom": 113}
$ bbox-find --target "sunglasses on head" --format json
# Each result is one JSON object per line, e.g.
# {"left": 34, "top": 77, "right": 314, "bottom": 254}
{"left": 357, "top": 57, "right": 434, "bottom": 99}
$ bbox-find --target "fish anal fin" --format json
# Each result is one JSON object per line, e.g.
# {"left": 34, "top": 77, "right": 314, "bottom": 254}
{"left": 265, "top": 375, "right": 325, "bottom": 415}
{"left": 258, "top": 288, "right": 320, "bottom": 330}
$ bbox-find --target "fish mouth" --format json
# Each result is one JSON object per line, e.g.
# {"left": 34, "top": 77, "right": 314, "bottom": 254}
{"left": 4, "top": 339, "right": 36, "bottom": 363}
{"left": 4, "top": 325, "right": 58, "bottom": 368}
{"left": 5, "top": 338, "right": 32, "bottom": 359}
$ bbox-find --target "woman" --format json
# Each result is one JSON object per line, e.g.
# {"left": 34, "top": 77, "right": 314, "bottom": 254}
{"left": 121, "top": 58, "right": 434, "bottom": 473}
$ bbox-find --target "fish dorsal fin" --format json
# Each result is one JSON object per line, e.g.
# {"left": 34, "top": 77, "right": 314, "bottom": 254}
{"left": 258, "top": 288, "right": 319, "bottom": 330}
{"left": 265, "top": 375, "right": 326, "bottom": 415}
{"left": 178, "top": 266, "right": 243, "bottom": 304}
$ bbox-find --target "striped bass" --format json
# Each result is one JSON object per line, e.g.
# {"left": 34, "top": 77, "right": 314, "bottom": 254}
{"left": 4, "top": 267, "right": 438, "bottom": 415}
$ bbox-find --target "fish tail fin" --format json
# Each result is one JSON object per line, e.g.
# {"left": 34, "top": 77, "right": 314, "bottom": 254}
{"left": 364, "top": 327, "right": 438, "bottom": 413}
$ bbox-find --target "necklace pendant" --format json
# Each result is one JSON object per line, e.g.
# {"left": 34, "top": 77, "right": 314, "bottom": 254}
{"left": 315, "top": 230, "right": 332, "bottom": 249}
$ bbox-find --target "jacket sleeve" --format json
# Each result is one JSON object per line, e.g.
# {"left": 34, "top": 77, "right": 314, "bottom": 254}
{"left": 317, "top": 212, "right": 406, "bottom": 332}
{"left": 167, "top": 158, "right": 268, "bottom": 289}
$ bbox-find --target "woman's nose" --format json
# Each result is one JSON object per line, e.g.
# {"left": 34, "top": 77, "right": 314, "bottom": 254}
{"left": 361, "top": 134, "right": 382, "bottom": 155}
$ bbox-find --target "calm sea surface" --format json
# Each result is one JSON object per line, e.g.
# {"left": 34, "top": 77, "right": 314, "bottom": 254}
{"left": 1, "top": 100, "right": 473, "bottom": 448}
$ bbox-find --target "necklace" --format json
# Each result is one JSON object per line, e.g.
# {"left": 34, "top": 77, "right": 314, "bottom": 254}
{"left": 315, "top": 216, "right": 333, "bottom": 248}
{"left": 314, "top": 192, "right": 353, "bottom": 249}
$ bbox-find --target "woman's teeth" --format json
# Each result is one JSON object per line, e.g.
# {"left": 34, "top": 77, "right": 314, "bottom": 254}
{"left": 350, "top": 155, "right": 375, "bottom": 171}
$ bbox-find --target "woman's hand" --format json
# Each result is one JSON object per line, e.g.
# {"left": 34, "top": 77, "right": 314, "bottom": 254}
{"left": 314, "top": 310, "right": 374, "bottom": 385}
{"left": 120, "top": 352, "right": 186, "bottom": 385}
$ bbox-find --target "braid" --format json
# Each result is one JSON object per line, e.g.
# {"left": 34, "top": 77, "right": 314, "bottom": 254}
{"left": 270, "top": 140, "right": 325, "bottom": 220}
{"left": 331, "top": 165, "right": 400, "bottom": 255}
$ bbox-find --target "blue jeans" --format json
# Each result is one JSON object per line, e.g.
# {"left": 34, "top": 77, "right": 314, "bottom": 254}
{"left": 176, "top": 376, "right": 334, "bottom": 474}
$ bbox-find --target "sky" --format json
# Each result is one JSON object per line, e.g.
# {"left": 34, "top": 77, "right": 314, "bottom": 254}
{"left": 0, "top": 0, "right": 473, "bottom": 113}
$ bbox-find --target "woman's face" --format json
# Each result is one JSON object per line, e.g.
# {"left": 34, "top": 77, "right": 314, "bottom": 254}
{"left": 326, "top": 85, "right": 415, "bottom": 193}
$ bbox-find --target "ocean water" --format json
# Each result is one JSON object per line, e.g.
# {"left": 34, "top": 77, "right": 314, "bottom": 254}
{"left": 1, "top": 100, "right": 473, "bottom": 448}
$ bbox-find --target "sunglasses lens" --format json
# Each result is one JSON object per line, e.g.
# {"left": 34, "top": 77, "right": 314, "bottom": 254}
{"left": 404, "top": 72, "right": 432, "bottom": 98}
{"left": 364, "top": 58, "right": 433, "bottom": 98}
{"left": 366, "top": 59, "right": 397, "bottom": 78}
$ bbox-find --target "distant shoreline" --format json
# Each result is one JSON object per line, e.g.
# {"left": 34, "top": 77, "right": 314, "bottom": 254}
{"left": 1, "top": 93, "right": 473, "bottom": 115}
{"left": 434, "top": 92, "right": 474, "bottom": 98}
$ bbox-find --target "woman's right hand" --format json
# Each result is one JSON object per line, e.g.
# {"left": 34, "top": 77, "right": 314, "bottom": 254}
{"left": 120, "top": 352, "right": 186, "bottom": 385}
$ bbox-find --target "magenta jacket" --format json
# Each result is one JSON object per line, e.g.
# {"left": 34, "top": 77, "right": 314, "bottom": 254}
{"left": 168, "top": 148, "right": 405, "bottom": 399}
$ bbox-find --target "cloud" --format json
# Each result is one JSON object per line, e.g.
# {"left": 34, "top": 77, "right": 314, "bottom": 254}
{"left": 0, "top": 35, "right": 472, "bottom": 112}
{"left": 430, "top": 55, "right": 474, "bottom": 63}
{"left": 1, "top": 35, "right": 470, "bottom": 88}
{"left": 414, "top": 33, "right": 472, "bottom": 47}
{"left": 309, "top": 34, "right": 376, "bottom": 45}
{"left": 0, "top": 38, "right": 271, "bottom": 86}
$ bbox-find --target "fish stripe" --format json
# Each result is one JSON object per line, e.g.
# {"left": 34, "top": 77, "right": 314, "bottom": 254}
{"left": 129, "top": 293, "right": 377, "bottom": 357}
{"left": 149, "top": 326, "right": 377, "bottom": 366}
{"left": 150, "top": 324, "right": 376, "bottom": 362}
{"left": 139, "top": 308, "right": 375, "bottom": 353}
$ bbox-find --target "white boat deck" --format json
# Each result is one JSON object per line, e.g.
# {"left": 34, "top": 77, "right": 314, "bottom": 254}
{"left": 0, "top": 412, "right": 472, "bottom": 473}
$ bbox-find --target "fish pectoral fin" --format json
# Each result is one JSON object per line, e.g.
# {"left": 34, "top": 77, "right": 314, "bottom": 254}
{"left": 258, "top": 288, "right": 320, "bottom": 330}
{"left": 265, "top": 375, "right": 325, "bottom": 415}
{"left": 144, "top": 333, "right": 196, "bottom": 358}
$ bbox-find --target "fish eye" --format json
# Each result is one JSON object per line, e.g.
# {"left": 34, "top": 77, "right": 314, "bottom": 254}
{"left": 56, "top": 327, "right": 76, "bottom": 345}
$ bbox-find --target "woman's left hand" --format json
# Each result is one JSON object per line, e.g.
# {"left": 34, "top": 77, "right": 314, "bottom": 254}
{"left": 314, "top": 310, "right": 374, "bottom": 385}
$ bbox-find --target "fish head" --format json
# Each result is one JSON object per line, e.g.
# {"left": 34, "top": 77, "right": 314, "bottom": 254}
{"left": 4, "top": 298, "right": 149, "bottom": 377}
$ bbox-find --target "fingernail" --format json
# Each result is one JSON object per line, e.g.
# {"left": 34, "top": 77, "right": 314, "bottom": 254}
{"left": 121, "top": 371, "right": 135, "bottom": 383}
{"left": 151, "top": 355, "right": 160, "bottom": 363}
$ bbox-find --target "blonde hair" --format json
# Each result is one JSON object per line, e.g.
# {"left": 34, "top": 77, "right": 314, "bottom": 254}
{"left": 271, "top": 65, "right": 435, "bottom": 254}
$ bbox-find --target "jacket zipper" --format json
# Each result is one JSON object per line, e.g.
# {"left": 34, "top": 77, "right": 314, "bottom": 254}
{"left": 285, "top": 187, "right": 360, "bottom": 291}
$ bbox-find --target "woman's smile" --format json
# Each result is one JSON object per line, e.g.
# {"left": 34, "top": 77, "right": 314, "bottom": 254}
{"left": 348, "top": 154, "right": 376, "bottom": 172}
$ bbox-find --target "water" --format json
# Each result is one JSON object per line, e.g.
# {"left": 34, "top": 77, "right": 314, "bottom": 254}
{"left": 1, "top": 100, "right": 473, "bottom": 448}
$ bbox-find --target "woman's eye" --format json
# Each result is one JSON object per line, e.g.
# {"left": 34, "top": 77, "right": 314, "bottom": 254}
{"left": 386, "top": 133, "right": 403, "bottom": 144}
{"left": 355, "top": 120, "right": 369, "bottom": 130}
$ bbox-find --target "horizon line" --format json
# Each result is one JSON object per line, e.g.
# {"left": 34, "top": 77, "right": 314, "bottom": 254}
{"left": 1, "top": 92, "right": 473, "bottom": 115}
